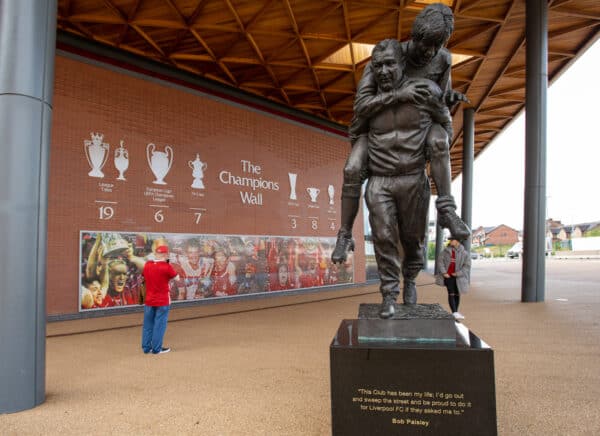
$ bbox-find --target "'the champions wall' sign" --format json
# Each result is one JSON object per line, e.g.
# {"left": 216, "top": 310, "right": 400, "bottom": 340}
{"left": 80, "top": 231, "right": 354, "bottom": 311}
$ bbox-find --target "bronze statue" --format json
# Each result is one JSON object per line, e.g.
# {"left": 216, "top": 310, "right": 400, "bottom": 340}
{"left": 332, "top": 4, "right": 470, "bottom": 318}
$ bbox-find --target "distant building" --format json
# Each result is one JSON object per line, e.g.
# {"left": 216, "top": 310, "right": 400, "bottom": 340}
{"left": 540, "top": 218, "right": 600, "bottom": 251}
{"left": 571, "top": 225, "right": 584, "bottom": 238}
{"left": 428, "top": 220, "right": 436, "bottom": 241}
{"left": 472, "top": 224, "right": 519, "bottom": 247}
{"left": 547, "top": 219, "right": 600, "bottom": 241}
{"left": 573, "top": 221, "right": 600, "bottom": 237}
{"left": 546, "top": 218, "right": 568, "bottom": 243}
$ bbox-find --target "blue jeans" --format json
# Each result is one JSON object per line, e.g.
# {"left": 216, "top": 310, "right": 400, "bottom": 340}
{"left": 142, "top": 305, "right": 170, "bottom": 354}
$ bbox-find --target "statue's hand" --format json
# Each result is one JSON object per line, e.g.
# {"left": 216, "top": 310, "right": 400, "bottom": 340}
{"left": 445, "top": 89, "right": 469, "bottom": 107}
{"left": 396, "top": 82, "right": 431, "bottom": 105}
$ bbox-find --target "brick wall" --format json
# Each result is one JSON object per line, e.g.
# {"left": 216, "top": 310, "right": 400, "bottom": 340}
{"left": 486, "top": 225, "right": 519, "bottom": 246}
{"left": 47, "top": 54, "right": 364, "bottom": 316}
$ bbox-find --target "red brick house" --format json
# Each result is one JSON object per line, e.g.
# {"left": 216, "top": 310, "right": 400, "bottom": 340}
{"left": 472, "top": 225, "right": 519, "bottom": 247}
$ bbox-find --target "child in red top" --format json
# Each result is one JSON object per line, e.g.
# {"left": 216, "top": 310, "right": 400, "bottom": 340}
{"left": 435, "top": 236, "right": 471, "bottom": 320}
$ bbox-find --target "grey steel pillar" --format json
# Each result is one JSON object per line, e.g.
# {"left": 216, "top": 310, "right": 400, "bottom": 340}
{"left": 434, "top": 221, "right": 444, "bottom": 274}
{"left": 522, "top": 0, "right": 547, "bottom": 302}
{"left": 0, "top": 0, "right": 57, "bottom": 413}
{"left": 461, "top": 107, "right": 475, "bottom": 254}
{"left": 423, "top": 212, "right": 429, "bottom": 270}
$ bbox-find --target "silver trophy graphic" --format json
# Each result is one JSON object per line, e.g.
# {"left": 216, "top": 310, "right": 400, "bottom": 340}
{"left": 307, "top": 187, "right": 320, "bottom": 203}
{"left": 114, "top": 140, "right": 129, "bottom": 181}
{"left": 189, "top": 153, "right": 207, "bottom": 189}
{"left": 84, "top": 132, "right": 109, "bottom": 178}
{"left": 101, "top": 232, "right": 130, "bottom": 258}
{"left": 288, "top": 173, "right": 298, "bottom": 200}
{"left": 146, "top": 143, "right": 173, "bottom": 185}
{"left": 328, "top": 184, "right": 335, "bottom": 205}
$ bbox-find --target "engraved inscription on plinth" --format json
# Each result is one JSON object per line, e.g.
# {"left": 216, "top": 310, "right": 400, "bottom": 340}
{"left": 330, "top": 319, "right": 497, "bottom": 436}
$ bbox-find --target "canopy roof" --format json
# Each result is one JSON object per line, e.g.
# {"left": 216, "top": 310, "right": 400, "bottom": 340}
{"left": 57, "top": 0, "right": 600, "bottom": 178}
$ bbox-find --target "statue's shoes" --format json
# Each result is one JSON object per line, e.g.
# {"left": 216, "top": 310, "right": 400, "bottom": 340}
{"left": 379, "top": 295, "right": 397, "bottom": 319}
{"left": 331, "top": 230, "right": 355, "bottom": 264}
{"left": 403, "top": 280, "right": 417, "bottom": 305}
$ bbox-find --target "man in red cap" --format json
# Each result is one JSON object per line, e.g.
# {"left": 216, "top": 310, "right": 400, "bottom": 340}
{"left": 142, "top": 243, "right": 178, "bottom": 354}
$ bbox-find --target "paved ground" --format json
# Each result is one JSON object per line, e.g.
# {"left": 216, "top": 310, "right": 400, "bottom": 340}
{"left": 1, "top": 258, "right": 599, "bottom": 435}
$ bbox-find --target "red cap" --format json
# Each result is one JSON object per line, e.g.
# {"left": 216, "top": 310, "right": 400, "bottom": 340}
{"left": 155, "top": 245, "right": 169, "bottom": 254}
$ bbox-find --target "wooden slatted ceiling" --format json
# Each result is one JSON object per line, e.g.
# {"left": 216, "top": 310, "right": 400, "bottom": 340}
{"left": 57, "top": 0, "right": 600, "bottom": 181}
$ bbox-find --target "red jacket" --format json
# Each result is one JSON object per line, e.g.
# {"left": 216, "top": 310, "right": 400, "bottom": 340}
{"left": 143, "top": 260, "right": 177, "bottom": 306}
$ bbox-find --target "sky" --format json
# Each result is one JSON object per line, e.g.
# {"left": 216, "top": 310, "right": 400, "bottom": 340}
{"left": 447, "top": 39, "right": 600, "bottom": 230}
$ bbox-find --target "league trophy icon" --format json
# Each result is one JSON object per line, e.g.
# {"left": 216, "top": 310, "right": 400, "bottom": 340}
{"left": 328, "top": 184, "right": 335, "bottom": 205}
{"left": 189, "top": 153, "right": 207, "bottom": 189}
{"left": 307, "top": 187, "right": 320, "bottom": 203}
{"left": 114, "top": 140, "right": 129, "bottom": 181}
{"left": 146, "top": 143, "right": 173, "bottom": 185}
{"left": 84, "top": 132, "right": 109, "bottom": 178}
{"left": 288, "top": 173, "right": 298, "bottom": 200}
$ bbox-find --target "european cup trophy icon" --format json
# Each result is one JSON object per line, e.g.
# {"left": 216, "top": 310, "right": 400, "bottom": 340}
{"left": 114, "top": 140, "right": 129, "bottom": 181}
{"left": 288, "top": 173, "right": 298, "bottom": 200}
{"left": 84, "top": 132, "right": 109, "bottom": 178}
{"left": 146, "top": 143, "right": 173, "bottom": 185}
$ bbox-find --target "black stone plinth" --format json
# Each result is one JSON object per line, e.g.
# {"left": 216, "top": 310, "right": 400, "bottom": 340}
{"left": 357, "top": 303, "right": 456, "bottom": 346}
{"left": 330, "top": 320, "right": 497, "bottom": 436}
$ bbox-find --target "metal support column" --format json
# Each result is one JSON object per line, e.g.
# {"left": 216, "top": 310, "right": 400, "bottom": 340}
{"left": 423, "top": 218, "right": 429, "bottom": 271}
{"left": 0, "top": 0, "right": 57, "bottom": 412}
{"left": 434, "top": 221, "right": 444, "bottom": 274}
{"left": 522, "top": 0, "right": 547, "bottom": 302}
{"left": 461, "top": 107, "right": 475, "bottom": 254}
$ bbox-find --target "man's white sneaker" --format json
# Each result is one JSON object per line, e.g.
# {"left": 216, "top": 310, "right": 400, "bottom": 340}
{"left": 453, "top": 312, "right": 465, "bottom": 320}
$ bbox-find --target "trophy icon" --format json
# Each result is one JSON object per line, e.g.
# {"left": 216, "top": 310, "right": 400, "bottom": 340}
{"left": 189, "top": 153, "right": 207, "bottom": 189}
{"left": 114, "top": 140, "right": 129, "bottom": 181}
{"left": 101, "top": 232, "right": 130, "bottom": 258}
{"left": 328, "top": 184, "right": 335, "bottom": 205}
{"left": 84, "top": 132, "right": 109, "bottom": 178}
{"left": 288, "top": 173, "right": 298, "bottom": 200}
{"left": 146, "top": 143, "right": 173, "bottom": 185}
{"left": 307, "top": 187, "right": 320, "bottom": 203}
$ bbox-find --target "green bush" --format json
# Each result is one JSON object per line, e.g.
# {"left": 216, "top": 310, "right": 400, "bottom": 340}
{"left": 470, "top": 244, "right": 513, "bottom": 257}
{"left": 427, "top": 241, "right": 436, "bottom": 260}
{"left": 585, "top": 228, "right": 600, "bottom": 237}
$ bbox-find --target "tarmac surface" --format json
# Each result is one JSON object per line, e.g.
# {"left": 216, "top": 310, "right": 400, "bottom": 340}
{"left": 1, "top": 258, "right": 599, "bottom": 435}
